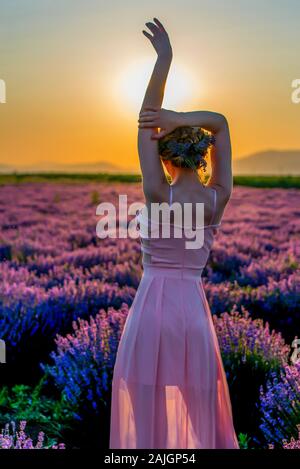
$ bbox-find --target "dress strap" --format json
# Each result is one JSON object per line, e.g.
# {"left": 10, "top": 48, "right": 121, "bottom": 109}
{"left": 169, "top": 184, "right": 173, "bottom": 205}
{"left": 209, "top": 187, "right": 217, "bottom": 225}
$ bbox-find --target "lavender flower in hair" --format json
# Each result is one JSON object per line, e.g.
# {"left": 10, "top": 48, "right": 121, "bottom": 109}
{"left": 162, "top": 130, "right": 213, "bottom": 178}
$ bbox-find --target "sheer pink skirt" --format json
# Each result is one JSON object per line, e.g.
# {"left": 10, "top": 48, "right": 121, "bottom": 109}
{"left": 109, "top": 266, "right": 239, "bottom": 449}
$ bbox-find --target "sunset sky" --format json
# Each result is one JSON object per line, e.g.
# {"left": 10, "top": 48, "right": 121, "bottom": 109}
{"left": 1, "top": 0, "right": 300, "bottom": 171}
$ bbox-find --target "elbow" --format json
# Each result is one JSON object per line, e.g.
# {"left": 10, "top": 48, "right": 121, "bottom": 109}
{"left": 216, "top": 113, "right": 229, "bottom": 132}
{"left": 206, "top": 113, "right": 228, "bottom": 134}
{"left": 222, "top": 115, "right": 229, "bottom": 130}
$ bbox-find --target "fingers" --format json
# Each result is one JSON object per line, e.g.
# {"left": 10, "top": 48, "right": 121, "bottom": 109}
{"left": 145, "top": 21, "right": 160, "bottom": 35}
{"left": 138, "top": 121, "right": 156, "bottom": 128}
{"left": 153, "top": 17, "right": 166, "bottom": 32}
{"left": 139, "top": 116, "right": 157, "bottom": 124}
{"left": 138, "top": 110, "right": 159, "bottom": 121}
{"left": 139, "top": 110, "right": 158, "bottom": 117}
{"left": 138, "top": 110, "right": 159, "bottom": 126}
{"left": 151, "top": 129, "right": 168, "bottom": 139}
{"left": 139, "top": 111, "right": 158, "bottom": 119}
{"left": 142, "top": 30, "right": 153, "bottom": 41}
{"left": 142, "top": 19, "right": 166, "bottom": 45}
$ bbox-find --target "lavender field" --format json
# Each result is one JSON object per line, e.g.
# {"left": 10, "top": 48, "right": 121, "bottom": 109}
{"left": 0, "top": 182, "right": 299, "bottom": 449}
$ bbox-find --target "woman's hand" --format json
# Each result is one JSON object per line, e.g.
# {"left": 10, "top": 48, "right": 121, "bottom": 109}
{"left": 142, "top": 18, "right": 172, "bottom": 59}
{"left": 138, "top": 107, "right": 184, "bottom": 139}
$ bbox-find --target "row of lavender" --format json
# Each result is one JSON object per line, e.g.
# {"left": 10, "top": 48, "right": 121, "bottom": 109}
{"left": 0, "top": 182, "right": 299, "bottom": 448}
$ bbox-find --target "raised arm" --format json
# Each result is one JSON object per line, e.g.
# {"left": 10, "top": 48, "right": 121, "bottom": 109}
{"left": 139, "top": 108, "right": 232, "bottom": 201}
{"left": 137, "top": 18, "right": 172, "bottom": 202}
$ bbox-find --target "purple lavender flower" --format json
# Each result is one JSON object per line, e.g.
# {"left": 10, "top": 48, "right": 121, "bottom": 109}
{"left": 0, "top": 421, "right": 65, "bottom": 449}
{"left": 259, "top": 362, "right": 300, "bottom": 446}
{"left": 42, "top": 303, "right": 129, "bottom": 415}
{"left": 167, "top": 141, "right": 192, "bottom": 156}
{"left": 213, "top": 305, "right": 290, "bottom": 368}
{"left": 282, "top": 424, "right": 300, "bottom": 449}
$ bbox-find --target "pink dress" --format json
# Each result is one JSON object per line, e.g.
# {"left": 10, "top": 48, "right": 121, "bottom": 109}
{"left": 109, "top": 185, "right": 239, "bottom": 449}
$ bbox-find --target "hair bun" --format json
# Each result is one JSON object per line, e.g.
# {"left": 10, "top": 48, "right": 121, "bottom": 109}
{"left": 158, "top": 126, "right": 215, "bottom": 171}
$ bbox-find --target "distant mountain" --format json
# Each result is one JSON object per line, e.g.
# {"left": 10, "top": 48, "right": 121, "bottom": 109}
{"left": 233, "top": 150, "right": 300, "bottom": 175}
{"left": 1, "top": 150, "right": 299, "bottom": 175}
{"left": 0, "top": 164, "right": 13, "bottom": 173}
{"left": 0, "top": 160, "right": 138, "bottom": 174}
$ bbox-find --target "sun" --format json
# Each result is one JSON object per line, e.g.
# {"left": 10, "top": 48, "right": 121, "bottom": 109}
{"left": 113, "top": 57, "right": 196, "bottom": 114}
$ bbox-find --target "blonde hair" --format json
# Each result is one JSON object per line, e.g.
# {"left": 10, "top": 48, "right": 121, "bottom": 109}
{"left": 158, "top": 126, "right": 215, "bottom": 173}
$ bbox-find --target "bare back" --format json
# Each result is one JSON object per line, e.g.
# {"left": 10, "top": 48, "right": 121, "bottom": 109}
{"left": 144, "top": 181, "right": 225, "bottom": 229}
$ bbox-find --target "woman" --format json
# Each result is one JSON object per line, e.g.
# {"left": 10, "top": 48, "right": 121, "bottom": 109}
{"left": 109, "top": 17, "right": 239, "bottom": 449}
